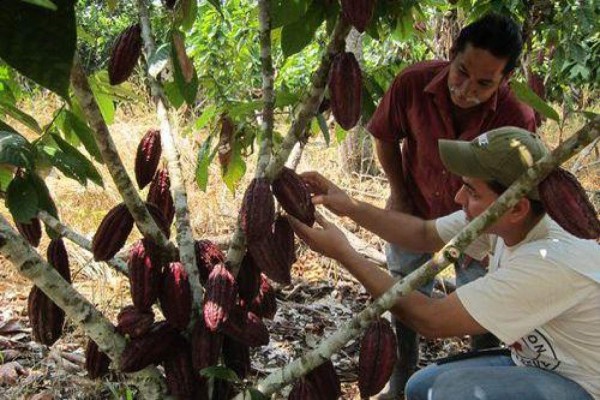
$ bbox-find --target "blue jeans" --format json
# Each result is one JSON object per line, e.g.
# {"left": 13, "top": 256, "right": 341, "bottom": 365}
{"left": 405, "top": 355, "right": 593, "bottom": 400}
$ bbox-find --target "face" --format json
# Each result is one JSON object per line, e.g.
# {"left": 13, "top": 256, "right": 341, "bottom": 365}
{"left": 448, "top": 43, "right": 509, "bottom": 109}
{"left": 454, "top": 177, "right": 499, "bottom": 222}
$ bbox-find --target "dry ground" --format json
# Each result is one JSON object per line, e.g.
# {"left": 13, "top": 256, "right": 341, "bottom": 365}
{"left": 0, "top": 96, "right": 598, "bottom": 399}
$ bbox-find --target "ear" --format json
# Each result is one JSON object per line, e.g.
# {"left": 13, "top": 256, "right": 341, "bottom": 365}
{"left": 508, "top": 197, "right": 531, "bottom": 223}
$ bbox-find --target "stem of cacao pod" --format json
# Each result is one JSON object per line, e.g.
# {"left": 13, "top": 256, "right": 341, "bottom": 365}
{"left": 233, "top": 117, "right": 600, "bottom": 398}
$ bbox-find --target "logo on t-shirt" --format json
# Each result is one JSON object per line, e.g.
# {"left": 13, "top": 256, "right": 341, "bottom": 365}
{"left": 511, "top": 329, "right": 560, "bottom": 371}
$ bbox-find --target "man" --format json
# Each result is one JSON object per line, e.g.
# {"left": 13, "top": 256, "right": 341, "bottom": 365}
{"left": 290, "top": 127, "right": 600, "bottom": 400}
{"left": 367, "top": 13, "right": 537, "bottom": 396}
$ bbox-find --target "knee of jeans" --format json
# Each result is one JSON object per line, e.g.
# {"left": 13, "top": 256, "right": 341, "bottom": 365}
{"left": 405, "top": 367, "right": 435, "bottom": 400}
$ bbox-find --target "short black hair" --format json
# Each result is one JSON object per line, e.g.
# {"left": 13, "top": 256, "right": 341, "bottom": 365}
{"left": 453, "top": 13, "right": 523, "bottom": 75}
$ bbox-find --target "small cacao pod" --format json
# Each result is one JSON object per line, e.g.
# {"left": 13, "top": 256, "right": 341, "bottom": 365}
{"left": 249, "top": 274, "right": 277, "bottom": 320}
{"left": 159, "top": 262, "right": 192, "bottom": 331}
{"left": 47, "top": 238, "right": 71, "bottom": 283}
{"left": 15, "top": 217, "right": 42, "bottom": 247}
{"left": 240, "top": 178, "right": 275, "bottom": 244}
{"left": 218, "top": 114, "right": 235, "bottom": 169}
{"left": 146, "top": 201, "right": 171, "bottom": 238}
{"left": 92, "top": 203, "right": 134, "bottom": 261}
{"left": 248, "top": 236, "right": 292, "bottom": 285}
{"left": 163, "top": 341, "right": 197, "bottom": 399}
{"left": 289, "top": 378, "right": 319, "bottom": 400}
{"left": 85, "top": 339, "right": 111, "bottom": 379}
{"left": 220, "top": 306, "right": 269, "bottom": 348}
{"left": 28, "top": 286, "right": 65, "bottom": 346}
{"left": 272, "top": 167, "right": 315, "bottom": 226}
{"left": 341, "top": 0, "right": 375, "bottom": 33}
{"left": 274, "top": 214, "right": 297, "bottom": 265}
{"left": 329, "top": 52, "right": 362, "bottom": 130}
{"left": 237, "top": 252, "right": 262, "bottom": 307}
{"left": 120, "top": 321, "right": 180, "bottom": 373}
{"left": 147, "top": 167, "right": 175, "bottom": 228}
{"left": 195, "top": 239, "right": 226, "bottom": 284}
{"left": 135, "top": 129, "right": 162, "bottom": 189}
{"left": 539, "top": 168, "right": 600, "bottom": 239}
{"left": 222, "top": 336, "right": 250, "bottom": 379}
{"left": 306, "top": 360, "right": 341, "bottom": 400}
{"left": 128, "top": 239, "right": 163, "bottom": 311}
{"left": 203, "top": 263, "right": 238, "bottom": 331}
{"left": 213, "top": 378, "right": 233, "bottom": 400}
{"left": 358, "top": 318, "right": 398, "bottom": 398}
{"left": 116, "top": 305, "right": 154, "bottom": 338}
{"left": 191, "top": 317, "right": 223, "bottom": 375}
{"left": 108, "top": 24, "right": 142, "bottom": 85}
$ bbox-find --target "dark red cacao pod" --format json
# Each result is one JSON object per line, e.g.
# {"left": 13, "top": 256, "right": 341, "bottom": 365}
{"left": 28, "top": 286, "right": 65, "bottom": 346}
{"left": 288, "top": 378, "right": 320, "bottom": 400}
{"left": 92, "top": 203, "right": 134, "bottom": 261}
{"left": 213, "top": 378, "right": 234, "bottom": 400}
{"left": 47, "top": 238, "right": 71, "bottom": 283}
{"left": 108, "top": 24, "right": 142, "bottom": 85}
{"left": 159, "top": 262, "right": 192, "bottom": 331}
{"left": 248, "top": 235, "right": 292, "bottom": 285}
{"left": 222, "top": 336, "right": 250, "bottom": 379}
{"left": 249, "top": 274, "right": 277, "bottom": 320}
{"left": 218, "top": 114, "right": 235, "bottom": 169}
{"left": 341, "top": 0, "right": 375, "bottom": 33}
{"left": 220, "top": 306, "right": 269, "bottom": 348}
{"left": 237, "top": 252, "right": 262, "bottom": 307}
{"left": 306, "top": 360, "right": 341, "bottom": 400}
{"left": 116, "top": 305, "right": 154, "bottom": 338}
{"left": 539, "top": 168, "right": 600, "bottom": 239}
{"left": 15, "top": 217, "right": 42, "bottom": 247}
{"left": 272, "top": 167, "right": 315, "bottom": 226}
{"left": 120, "top": 321, "right": 180, "bottom": 373}
{"left": 358, "top": 318, "right": 398, "bottom": 398}
{"left": 147, "top": 167, "right": 175, "bottom": 228}
{"left": 240, "top": 178, "right": 275, "bottom": 244}
{"left": 329, "top": 52, "right": 362, "bottom": 130}
{"left": 128, "top": 239, "right": 163, "bottom": 311}
{"left": 203, "top": 263, "right": 238, "bottom": 331}
{"left": 195, "top": 239, "right": 226, "bottom": 284}
{"left": 85, "top": 339, "right": 111, "bottom": 379}
{"left": 274, "top": 214, "right": 297, "bottom": 265}
{"left": 191, "top": 317, "right": 224, "bottom": 376}
{"left": 135, "top": 129, "right": 162, "bottom": 189}
{"left": 163, "top": 341, "right": 198, "bottom": 400}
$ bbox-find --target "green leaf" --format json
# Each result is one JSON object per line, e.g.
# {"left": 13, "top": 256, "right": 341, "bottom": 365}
{"left": 229, "top": 100, "right": 262, "bottom": 119}
{"left": 62, "top": 110, "right": 102, "bottom": 162}
{"left": 247, "top": 388, "right": 269, "bottom": 400}
{"left": 195, "top": 136, "right": 214, "bottom": 191}
{"left": 269, "top": 0, "right": 310, "bottom": 29}
{"left": 171, "top": 33, "right": 199, "bottom": 106}
{"left": 43, "top": 133, "right": 103, "bottom": 187}
{"left": 335, "top": 124, "right": 347, "bottom": 143}
{"left": 0, "top": 0, "right": 75, "bottom": 98}
{"left": 148, "top": 43, "right": 172, "bottom": 79}
{"left": 6, "top": 173, "right": 38, "bottom": 223}
{"left": 29, "top": 173, "right": 59, "bottom": 237}
{"left": 0, "top": 100, "right": 42, "bottom": 134}
{"left": 222, "top": 142, "right": 246, "bottom": 194}
{"left": 163, "top": 80, "right": 185, "bottom": 109}
{"left": 316, "top": 114, "right": 330, "bottom": 145}
{"left": 88, "top": 74, "right": 116, "bottom": 125}
{"left": 195, "top": 105, "right": 217, "bottom": 130}
{"left": 21, "top": 0, "right": 57, "bottom": 10}
{"left": 0, "top": 166, "right": 12, "bottom": 193}
{"left": 200, "top": 366, "right": 240, "bottom": 383}
{"left": 281, "top": 3, "right": 324, "bottom": 58}
{"left": 510, "top": 81, "right": 560, "bottom": 122}
{"left": 0, "top": 130, "right": 33, "bottom": 168}
{"left": 206, "top": 0, "right": 221, "bottom": 14}
{"left": 182, "top": 0, "right": 197, "bottom": 31}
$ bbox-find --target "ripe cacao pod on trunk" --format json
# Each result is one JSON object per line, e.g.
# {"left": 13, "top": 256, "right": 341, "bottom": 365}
{"left": 249, "top": 274, "right": 277, "bottom": 320}
{"left": 340, "top": 0, "right": 375, "bottom": 33}
{"left": 120, "top": 321, "right": 180, "bottom": 373}
{"left": 240, "top": 178, "right": 275, "bottom": 244}
{"left": 203, "top": 263, "right": 238, "bottom": 331}
{"left": 47, "top": 238, "right": 71, "bottom": 283}
{"left": 28, "top": 286, "right": 65, "bottom": 346}
{"left": 92, "top": 203, "right": 134, "bottom": 261}
{"left": 163, "top": 340, "right": 197, "bottom": 400}
{"left": 222, "top": 336, "right": 250, "bottom": 379}
{"left": 306, "top": 360, "right": 341, "bottom": 400}
{"left": 539, "top": 168, "right": 600, "bottom": 239}
{"left": 108, "top": 24, "right": 142, "bottom": 85}
{"left": 329, "top": 52, "right": 362, "bottom": 130}
{"left": 248, "top": 235, "right": 292, "bottom": 285}
{"left": 135, "top": 129, "right": 162, "bottom": 189}
{"left": 274, "top": 214, "right": 297, "bottom": 265}
{"left": 272, "top": 167, "right": 315, "bottom": 227}
{"left": 147, "top": 167, "right": 175, "bottom": 228}
{"left": 159, "top": 262, "right": 192, "bottom": 331}
{"left": 289, "top": 378, "right": 319, "bottom": 400}
{"left": 191, "top": 317, "right": 223, "bottom": 376}
{"left": 220, "top": 306, "right": 269, "bottom": 347}
{"left": 358, "top": 318, "right": 398, "bottom": 398}
{"left": 116, "top": 305, "right": 154, "bottom": 338}
{"left": 128, "top": 239, "right": 163, "bottom": 311}
{"left": 15, "top": 217, "right": 42, "bottom": 247}
{"left": 195, "top": 239, "right": 226, "bottom": 284}
{"left": 218, "top": 114, "right": 235, "bottom": 169}
{"left": 213, "top": 378, "right": 233, "bottom": 400}
{"left": 237, "top": 252, "right": 262, "bottom": 308}
{"left": 85, "top": 339, "right": 111, "bottom": 379}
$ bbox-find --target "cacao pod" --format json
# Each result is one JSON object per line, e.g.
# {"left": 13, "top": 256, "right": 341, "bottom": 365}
{"left": 128, "top": 239, "right": 163, "bottom": 311}
{"left": 306, "top": 360, "right": 341, "bottom": 400}
{"left": 108, "top": 24, "right": 142, "bottom": 85}
{"left": 222, "top": 336, "right": 250, "bottom": 379}
{"left": 191, "top": 317, "right": 223, "bottom": 375}
{"left": 163, "top": 0, "right": 177, "bottom": 9}
{"left": 539, "top": 168, "right": 600, "bottom": 239}
{"left": 85, "top": 339, "right": 111, "bottom": 379}
{"left": 218, "top": 114, "right": 235, "bottom": 169}
{"left": 195, "top": 239, "right": 226, "bottom": 284}
{"left": 159, "top": 262, "right": 192, "bottom": 331}
{"left": 329, "top": 52, "right": 362, "bottom": 130}
{"left": 289, "top": 378, "right": 319, "bottom": 400}
{"left": 240, "top": 178, "right": 275, "bottom": 244}
{"left": 47, "top": 238, "right": 71, "bottom": 283}
{"left": 272, "top": 167, "right": 315, "bottom": 226}
{"left": 15, "top": 217, "right": 42, "bottom": 247}
{"left": 135, "top": 129, "right": 162, "bottom": 189}
{"left": 248, "top": 235, "right": 292, "bottom": 285}
{"left": 28, "top": 286, "right": 65, "bottom": 346}
{"left": 146, "top": 201, "right": 171, "bottom": 238}
{"left": 274, "top": 214, "right": 297, "bottom": 265}
{"left": 203, "top": 263, "right": 238, "bottom": 331}
{"left": 120, "top": 321, "right": 180, "bottom": 373}
{"left": 249, "top": 274, "right": 277, "bottom": 320}
{"left": 237, "top": 252, "right": 262, "bottom": 307}
{"left": 147, "top": 167, "right": 175, "bottom": 228}
{"left": 358, "top": 318, "right": 398, "bottom": 398}
{"left": 341, "top": 0, "right": 375, "bottom": 33}
{"left": 220, "top": 306, "right": 269, "bottom": 348}
{"left": 163, "top": 341, "right": 197, "bottom": 400}
{"left": 213, "top": 378, "right": 233, "bottom": 400}
{"left": 116, "top": 305, "right": 154, "bottom": 338}
{"left": 92, "top": 203, "right": 134, "bottom": 261}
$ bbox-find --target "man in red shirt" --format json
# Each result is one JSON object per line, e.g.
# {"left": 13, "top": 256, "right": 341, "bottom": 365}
{"left": 366, "top": 13, "right": 537, "bottom": 398}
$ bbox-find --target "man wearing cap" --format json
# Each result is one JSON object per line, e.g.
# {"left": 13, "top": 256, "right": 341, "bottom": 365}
{"left": 290, "top": 127, "right": 600, "bottom": 400}
{"left": 367, "top": 13, "right": 537, "bottom": 396}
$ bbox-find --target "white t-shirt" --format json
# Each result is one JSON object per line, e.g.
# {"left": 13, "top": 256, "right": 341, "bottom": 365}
{"left": 436, "top": 211, "right": 600, "bottom": 399}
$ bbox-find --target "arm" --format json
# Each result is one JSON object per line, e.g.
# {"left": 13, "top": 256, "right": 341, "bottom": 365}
{"left": 374, "top": 137, "right": 414, "bottom": 213}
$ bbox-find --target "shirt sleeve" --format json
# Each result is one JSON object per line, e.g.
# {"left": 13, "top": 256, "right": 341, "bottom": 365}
{"left": 435, "top": 211, "right": 491, "bottom": 261}
{"left": 366, "top": 74, "right": 407, "bottom": 143}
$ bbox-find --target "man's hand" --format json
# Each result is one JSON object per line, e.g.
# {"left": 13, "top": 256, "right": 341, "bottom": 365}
{"left": 300, "top": 171, "right": 356, "bottom": 217}
{"left": 288, "top": 213, "right": 355, "bottom": 262}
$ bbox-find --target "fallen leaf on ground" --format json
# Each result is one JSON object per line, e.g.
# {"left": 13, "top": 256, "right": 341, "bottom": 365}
{"left": 0, "top": 361, "right": 28, "bottom": 385}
